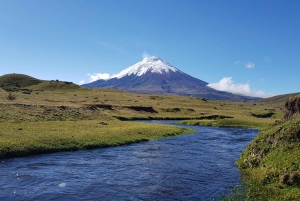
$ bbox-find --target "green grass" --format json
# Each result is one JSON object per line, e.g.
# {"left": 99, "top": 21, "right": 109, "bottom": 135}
{"left": 219, "top": 94, "right": 300, "bottom": 200}
{"left": 1, "top": 73, "right": 300, "bottom": 200}
{"left": 0, "top": 84, "right": 284, "bottom": 123}
{"left": 235, "top": 115, "right": 300, "bottom": 200}
{"left": 0, "top": 120, "right": 194, "bottom": 159}
{"left": 28, "top": 80, "right": 82, "bottom": 91}
{"left": 0, "top": 73, "right": 43, "bottom": 91}
{"left": 0, "top": 74, "right": 284, "bottom": 161}
{"left": 181, "top": 116, "right": 274, "bottom": 129}
{"left": 256, "top": 92, "right": 300, "bottom": 105}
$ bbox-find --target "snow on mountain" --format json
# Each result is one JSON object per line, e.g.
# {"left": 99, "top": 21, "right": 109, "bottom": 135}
{"left": 110, "top": 56, "right": 180, "bottom": 79}
{"left": 83, "top": 56, "right": 259, "bottom": 101}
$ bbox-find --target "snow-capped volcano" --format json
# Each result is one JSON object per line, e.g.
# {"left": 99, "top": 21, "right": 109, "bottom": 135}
{"left": 111, "top": 56, "right": 180, "bottom": 79}
{"left": 83, "top": 57, "right": 258, "bottom": 101}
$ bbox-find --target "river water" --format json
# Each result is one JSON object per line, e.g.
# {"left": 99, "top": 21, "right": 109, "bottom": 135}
{"left": 0, "top": 121, "right": 258, "bottom": 201}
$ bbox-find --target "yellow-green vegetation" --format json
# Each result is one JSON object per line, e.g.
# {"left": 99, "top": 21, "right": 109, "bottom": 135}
{"left": 0, "top": 74, "right": 284, "bottom": 160}
{"left": 180, "top": 106, "right": 282, "bottom": 130}
{"left": 181, "top": 117, "right": 272, "bottom": 129}
{"left": 256, "top": 92, "right": 300, "bottom": 106}
{"left": 235, "top": 94, "right": 300, "bottom": 201}
{"left": 0, "top": 73, "right": 43, "bottom": 91}
{"left": 0, "top": 120, "right": 191, "bottom": 159}
{"left": 1, "top": 73, "right": 300, "bottom": 199}
{"left": 0, "top": 75, "right": 284, "bottom": 125}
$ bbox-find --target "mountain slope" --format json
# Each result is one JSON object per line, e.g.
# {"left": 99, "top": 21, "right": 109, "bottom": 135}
{"left": 83, "top": 57, "right": 259, "bottom": 101}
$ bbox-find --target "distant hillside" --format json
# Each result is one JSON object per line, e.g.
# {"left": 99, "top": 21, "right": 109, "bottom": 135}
{"left": 0, "top": 74, "right": 43, "bottom": 91}
{"left": 0, "top": 73, "right": 81, "bottom": 92}
{"left": 256, "top": 92, "right": 300, "bottom": 105}
{"left": 28, "top": 81, "right": 81, "bottom": 91}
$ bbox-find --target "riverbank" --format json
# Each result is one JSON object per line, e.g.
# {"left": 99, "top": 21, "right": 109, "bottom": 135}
{"left": 178, "top": 95, "right": 300, "bottom": 200}
{"left": 0, "top": 122, "right": 258, "bottom": 201}
{"left": 0, "top": 120, "right": 194, "bottom": 159}
{"left": 0, "top": 82, "right": 281, "bottom": 160}
{"left": 2, "top": 78, "right": 299, "bottom": 199}
{"left": 227, "top": 95, "right": 300, "bottom": 201}
{"left": 180, "top": 117, "right": 272, "bottom": 130}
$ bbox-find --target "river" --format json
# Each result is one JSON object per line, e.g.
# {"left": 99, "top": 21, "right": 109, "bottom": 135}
{"left": 0, "top": 120, "right": 258, "bottom": 201}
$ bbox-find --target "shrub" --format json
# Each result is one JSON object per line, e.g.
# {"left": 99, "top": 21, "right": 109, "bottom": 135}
{"left": 7, "top": 92, "right": 16, "bottom": 100}
{"left": 21, "top": 89, "right": 32, "bottom": 94}
{"left": 281, "top": 172, "right": 300, "bottom": 186}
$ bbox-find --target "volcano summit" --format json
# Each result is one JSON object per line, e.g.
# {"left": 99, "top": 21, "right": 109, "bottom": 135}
{"left": 83, "top": 56, "right": 257, "bottom": 101}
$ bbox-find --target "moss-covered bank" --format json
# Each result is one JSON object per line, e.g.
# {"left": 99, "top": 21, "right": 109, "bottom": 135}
{"left": 235, "top": 94, "right": 300, "bottom": 200}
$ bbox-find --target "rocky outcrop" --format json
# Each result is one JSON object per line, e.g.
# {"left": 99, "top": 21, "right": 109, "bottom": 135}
{"left": 284, "top": 94, "right": 300, "bottom": 120}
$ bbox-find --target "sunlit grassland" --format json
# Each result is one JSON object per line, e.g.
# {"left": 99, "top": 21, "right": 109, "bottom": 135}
{"left": 233, "top": 114, "right": 300, "bottom": 200}
{"left": 180, "top": 116, "right": 276, "bottom": 129}
{"left": 0, "top": 82, "right": 286, "bottom": 161}
{"left": 1, "top": 77, "right": 299, "bottom": 200}
{"left": 0, "top": 120, "right": 193, "bottom": 159}
{"left": 0, "top": 83, "right": 284, "bottom": 122}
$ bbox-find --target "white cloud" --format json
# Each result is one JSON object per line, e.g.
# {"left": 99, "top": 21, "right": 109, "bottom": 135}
{"left": 87, "top": 73, "right": 110, "bottom": 82}
{"left": 245, "top": 62, "right": 255, "bottom": 69}
{"left": 234, "top": 61, "right": 240, "bottom": 64}
{"left": 207, "top": 77, "right": 274, "bottom": 98}
{"left": 142, "top": 51, "right": 151, "bottom": 59}
{"left": 79, "top": 80, "right": 85, "bottom": 85}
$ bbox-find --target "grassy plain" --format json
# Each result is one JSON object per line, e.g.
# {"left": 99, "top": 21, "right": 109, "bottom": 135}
{"left": 0, "top": 120, "right": 190, "bottom": 159}
{"left": 1, "top": 74, "right": 300, "bottom": 200}
{"left": 0, "top": 76, "right": 283, "bottom": 160}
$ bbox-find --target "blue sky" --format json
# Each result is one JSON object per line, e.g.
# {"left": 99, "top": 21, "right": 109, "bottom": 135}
{"left": 0, "top": 1, "right": 299, "bottom": 97}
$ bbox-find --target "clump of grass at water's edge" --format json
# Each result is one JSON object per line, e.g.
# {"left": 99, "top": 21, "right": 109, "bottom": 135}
{"left": 223, "top": 116, "right": 300, "bottom": 201}
{"left": 180, "top": 117, "right": 272, "bottom": 129}
{"left": 219, "top": 94, "right": 300, "bottom": 201}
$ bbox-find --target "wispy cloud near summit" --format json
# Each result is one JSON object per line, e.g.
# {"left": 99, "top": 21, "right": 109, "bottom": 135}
{"left": 142, "top": 51, "right": 151, "bottom": 59}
